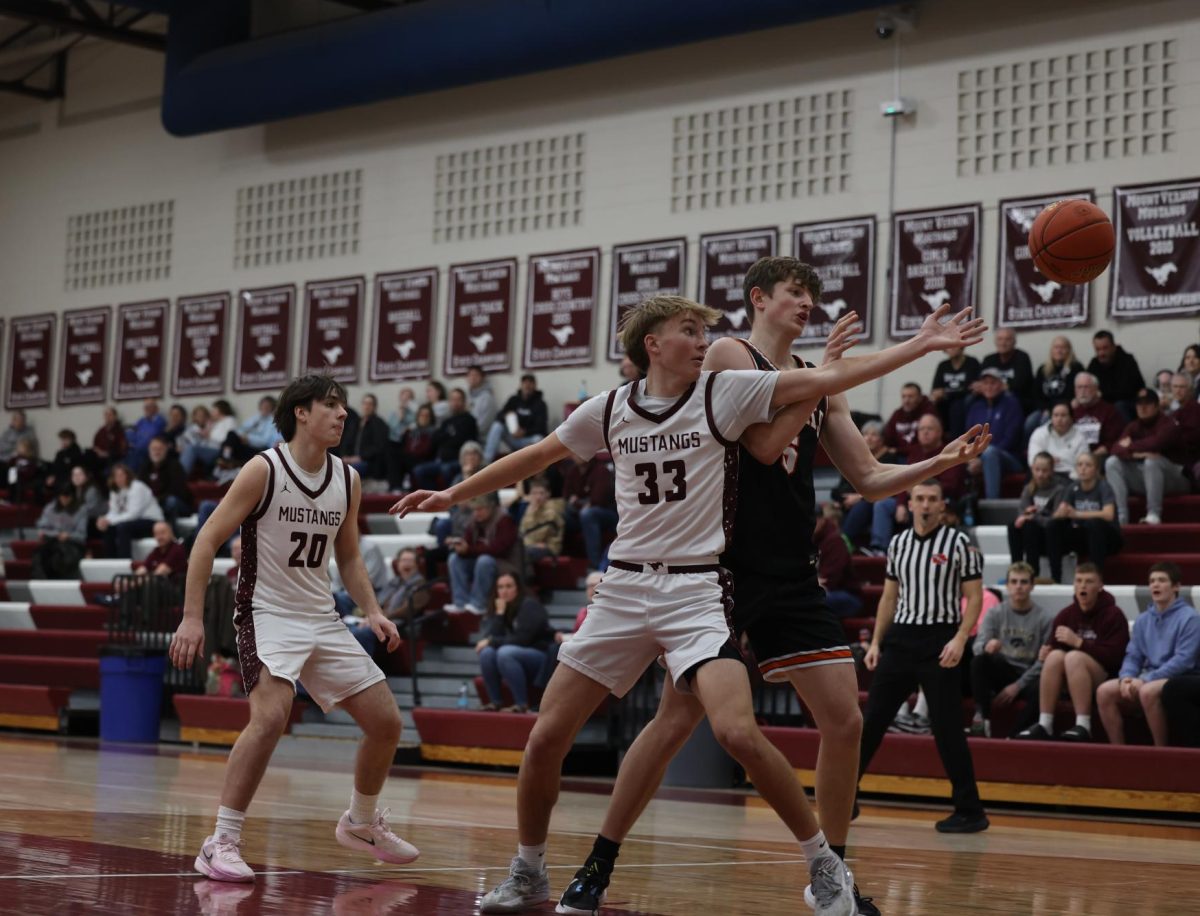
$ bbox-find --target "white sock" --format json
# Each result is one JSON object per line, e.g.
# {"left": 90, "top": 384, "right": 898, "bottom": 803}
{"left": 517, "top": 843, "right": 547, "bottom": 872}
{"left": 913, "top": 691, "right": 929, "bottom": 719}
{"left": 349, "top": 790, "right": 380, "bottom": 825}
{"left": 1075, "top": 714, "right": 1091, "bottom": 731}
{"left": 215, "top": 805, "right": 245, "bottom": 842}
{"left": 1038, "top": 712, "right": 1054, "bottom": 731}
{"left": 799, "top": 830, "right": 831, "bottom": 867}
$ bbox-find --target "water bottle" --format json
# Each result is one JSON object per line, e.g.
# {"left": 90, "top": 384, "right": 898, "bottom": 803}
{"left": 578, "top": 379, "right": 589, "bottom": 401}
{"left": 456, "top": 682, "right": 470, "bottom": 710}
{"left": 963, "top": 502, "right": 976, "bottom": 529}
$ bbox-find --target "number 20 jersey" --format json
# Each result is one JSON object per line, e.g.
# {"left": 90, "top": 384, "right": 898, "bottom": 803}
{"left": 235, "top": 443, "right": 351, "bottom": 622}
{"left": 556, "top": 370, "right": 776, "bottom": 563}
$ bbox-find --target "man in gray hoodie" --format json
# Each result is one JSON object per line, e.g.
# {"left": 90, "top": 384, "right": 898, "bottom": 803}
{"left": 968, "top": 562, "right": 1054, "bottom": 737}
{"left": 466, "top": 365, "right": 498, "bottom": 436}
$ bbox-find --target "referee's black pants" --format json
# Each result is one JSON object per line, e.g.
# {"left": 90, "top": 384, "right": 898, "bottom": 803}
{"left": 858, "top": 623, "right": 985, "bottom": 816}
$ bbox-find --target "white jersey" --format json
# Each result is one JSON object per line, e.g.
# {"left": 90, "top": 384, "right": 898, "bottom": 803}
{"left": 556, "top": 370, "right": 777, "bottom": 563}
{"left": 235, "top": 443, "right": 352, "bottom": 621}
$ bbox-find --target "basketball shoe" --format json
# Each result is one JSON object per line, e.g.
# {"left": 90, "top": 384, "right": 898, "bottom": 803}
{"left": 480, "top": 857, "right": 550, "bottom": 913}
{"left": 556, "top": 859, "right": 610, "bottom": 914}
{"left": 804, "top": 864, "right": 880, "bottom": 916}
{"left": 194, "top": 834, "right": 254, "bottom": 883}
{"left": 335, "top": 808, "right": 420, "bottom": 864}
{"left": 806, "top": 854, "right": 857, "bottom": 916}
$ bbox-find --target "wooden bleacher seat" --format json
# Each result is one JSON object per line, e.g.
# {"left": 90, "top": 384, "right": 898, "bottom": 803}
{"left": 0, "top": 656, "right": 100, "bottom": 689}
{"left": 29, "top": 605, "right": 107, "bottom": 630}
{"left": 173, "top": 694, "right": 307, "bottom": 746}
{"left": 411, "top": 707, "right": 536, "bottom": 767}
{"left": 0, "top": 629, "right": 108, "bottom": 658}
{"left": 0, "top": 684, "right": 71, "bottom": 732}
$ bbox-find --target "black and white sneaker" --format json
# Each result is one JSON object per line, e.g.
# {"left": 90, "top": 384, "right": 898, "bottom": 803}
{"left": 1014, "top": 723, "right": 1052, "bottom": 740}
{"left": 1059, "top": 724, "right": 1091, "bottom": 742}
{"left": 556, "top": 860, "right": 610, "bottom": 915}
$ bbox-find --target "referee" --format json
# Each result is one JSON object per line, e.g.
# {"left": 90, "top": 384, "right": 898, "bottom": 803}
{"left": 856, "top": 478, "right": 989, "bottom": 833}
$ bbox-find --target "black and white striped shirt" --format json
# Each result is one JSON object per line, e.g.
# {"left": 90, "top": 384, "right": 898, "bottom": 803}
{"left": 886, "top": 524, "right": 983, "bottom": 626}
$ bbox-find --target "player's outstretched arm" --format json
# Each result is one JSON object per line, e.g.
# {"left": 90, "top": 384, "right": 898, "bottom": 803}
{"left": 168, "top": 457, "right": 269, "bottom": 670}
{"left": 769, "top": 305, "right": 986, "bottom": 409}
{"left": 335, "top": 469, "right": 401, "bottom": 652}
{"left": 390, "top": 433, "right": 573, "bottom": 516}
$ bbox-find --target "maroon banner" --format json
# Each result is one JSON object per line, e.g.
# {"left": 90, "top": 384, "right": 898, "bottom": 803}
{"left": 114, "top": 301, "right": 167, "bottom": 401}
{"left": 1110, "top": 178, "right": 1200, "bottom": 321}
{"left": 698, "top": 228, "right": 778, "bottom": 339}
{"left": 172, "top": 293, "right": 228, "bottom": 397}
{"left": 6, "top": 314, "right": 55, "bottom": 410}
{"left": 369, "top": 268, "right": 437, "bottom": 382}
{"left": 524, "top": 248, "right": 600, "bottom": 369}
{"left": 301, "top": 276, "right": 364, "bottom": 383}
{"left": 997, "top": 193, "right": 1092, "bottom": 330}
{"left": 234, "top": 285, "right": 294, "bottom": 392}
{"left": 58, "top": 306, "right": 110, "bottom": 406}
{"left": 445, "top": 258, "right": 516, "bottom": 376}
{"left": 607, "top": 238, "right": 687, "bottom": 362}
{"left": 792, "top": 217, "right": 875, "bottom": 347}
{"left": 889, "top": 204, "right": 981, "bottom": 339}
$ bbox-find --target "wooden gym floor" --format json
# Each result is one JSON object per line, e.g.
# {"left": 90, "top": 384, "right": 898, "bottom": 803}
{"left": 0, "top": 735, "right": 1197, "bottom": 914}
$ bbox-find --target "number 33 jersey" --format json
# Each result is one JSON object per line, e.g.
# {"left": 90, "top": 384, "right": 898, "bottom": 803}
{"left": 556, "top": 370, "right": 777, "bottom": 562}
{"left": 236, "top": 443, "right": 352, "bottom": 620}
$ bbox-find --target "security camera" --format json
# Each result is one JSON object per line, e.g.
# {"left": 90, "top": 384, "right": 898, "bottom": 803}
{"left": 874, "top": 4, "right": 917, "bottom": 40}
{"left": 875, "top": 13, "right": 896, "bottom": 39}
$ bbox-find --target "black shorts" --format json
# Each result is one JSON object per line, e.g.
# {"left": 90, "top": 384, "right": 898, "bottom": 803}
{"left": 731, "top": 570, "right": 854, "bottom": 682}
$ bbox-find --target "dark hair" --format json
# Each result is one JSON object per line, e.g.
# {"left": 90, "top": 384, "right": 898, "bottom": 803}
{"left": 1031, "top": 450, "right": 1054, "bottom": 466}
{"left": 1092, "top": 330, "right": 1114, "bottom": 343}
{"left": 1149, "top": 561, "right": 1182, "bottom": 586}
{"left": 426, "top": 380, "right": 447, "bottom": 400}
{"left": 169, "top": 403, "right": 186, "bottom": 420}
{"left": 362, "top": 393, "right": 378, "bottom": 408}
{"left": 911, "top": 477, "right": 943, "bottom": 494}
{"left": 521, "top": 373, "right": 536, "bottom": 384}
{"left": 1179, "top": 344, "right": 1200, "bottom": 372}
{"left": 415, "top": 404, "right": 435, "bottom": 426}
{"left": 741, "top": 257, "right": 823, "bottom": 327}
{"left": 489, "top": 571, "right": 526, "bottom": 628}
{"left": 108, "top": 462, "right": 134, "bottom": 490}
{"left": 528, "top": 476, "right": 551, "bottom": 492}
{"left": 57, "top": 428, "right": 76, "bottom": 442}
{"left": 1075, "top": 562, "right": 1102, "bottom": 580}
{"left": 259, "top": 396, "right": 278, "bottom": 409}
{"left": 450, "top": 386, "right": 468, "bottom": 401}
{"left": 274, "top": 374, "right": 348, "bottom": 441}
{"left": 466, "top": 365, "right": 485, "bottom": 377}
{"left": 213, "top": 399, "right": 235, "bottom": 417}
{"left": 902, "top": 382, "right": 922, "bottom": 394}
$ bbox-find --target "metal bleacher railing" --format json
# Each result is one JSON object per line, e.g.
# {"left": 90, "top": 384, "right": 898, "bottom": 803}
{"left": 105, "top": 573, "right": 205, "bottom": 693}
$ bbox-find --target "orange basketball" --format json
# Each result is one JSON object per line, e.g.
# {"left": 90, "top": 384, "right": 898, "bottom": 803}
{"left": 1027, "top": 199, "right": 1114, "bottom": 285}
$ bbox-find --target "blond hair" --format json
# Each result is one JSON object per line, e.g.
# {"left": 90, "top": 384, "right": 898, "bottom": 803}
{"left": 618, "top": 295, "right": 721, "bottom": 372}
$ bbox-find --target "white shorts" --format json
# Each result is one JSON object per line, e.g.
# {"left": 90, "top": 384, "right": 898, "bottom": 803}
{"left": 236, "top": 608, "right": 385, "bottom": 713}
{"left": 556, "top": 565, "right": 735, "bottom": 698}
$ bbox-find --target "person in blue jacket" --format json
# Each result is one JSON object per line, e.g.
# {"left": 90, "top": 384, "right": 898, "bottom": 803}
{"left": 966, "top": 367, "right": 1026, "bottom": 499}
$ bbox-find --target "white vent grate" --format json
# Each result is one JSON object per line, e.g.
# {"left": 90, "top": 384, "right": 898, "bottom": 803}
{"left": 671, "top": 92, "right": 853, "bottom": 212}
{"left": 957, "top": 40, "right": 1177, "bottom": 176}
{"left": 65, "top": 200, "right": 173, "bottom": 291}
{"left": 433, "top": 133, "right": 585, "bottom": 243}
{"left": 234, "top": 169, "right": 362, "bottom": 269}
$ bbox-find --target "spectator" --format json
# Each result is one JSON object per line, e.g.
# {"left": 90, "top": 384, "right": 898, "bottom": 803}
{"left": 1170, "top": 373, "right": 1200, "bottom": 481}
{"left": 425, "top": 380, "right": 450, "bottom": 423}
{"left": 177, "top": 405, "right": 210, "bottom": 452}
{"left": 485, "top": 373, "right": 549, "bottom": 463}
{"left": 180, "top": 400, "right": 237, "bottom": 477}
{"left": 834, "top": 420, "right": 906, "bottom": 556}
{"left": 425, "top": 442, "right": 487, "bottom": 570}
{"left": 1105, "top": 388, "right": 1190, "bottom": 526}
{"left": 1166, "top": 372, "right": 1197, "bottom": 415}
{"left": 1088, "top": 329, "right": 1145, "bottom": 422}
{"left": 930, "top": 346, "right": 980, "bottom": 437}
{"left": 97, "top": 462, "right": 164, "bottom": 558}
{"left": 1096, "top": 562, "right": 1200, "bottom": 746}
{"left": 234, "top": 396, "right": 283, "bottom": 453}
{"left": 69, "top": 464, "right": 107, "bottom": 534}
{"left": 465, "top": 365, "right": 498, "bottom": 435}
{"left": 386, "top": 387, "right": 417, "bottom": 442}
{"left": 163, "top": 404, "right": 188, "bottom": 453}
{"left": 1016, "top": 563, "right": 1130, "bottom": 741}
{"left": 87, "top": 406, "right": 128, "bottom": 474}
{"left": 377, "top": 548, "right": 429, "bottom": 622}
{"left": 1070, "top": 372, "right": 1123, "bottom": 458}
{"left": 0, "top": 409, "right": 38, "bottom": 472}
{"left": 1027, "top": 335, "right": 1084, "bottom": 436}
{"left": 882, "top": 382, "right": 936, "bottom": 450}
{"left": 968, "top": 562, "right": 1054, "bottom": 737}
{"left": 1046, "top": 451, "right": 1122, "bottom": 584}
{"left": 558, "top": 572, "right": 603, "bottom": 645}
{"left": 413, "top": 388, "right": 479, "bottom": 490}
{"left": 331, "top": 536, "right": 391, "bottom": 618}
{"left": 619, "top": 356, "right": 644, "bottom": 385}
{"left": 476, "top": 571, "right": 556, "bottom": 712}
{"left": 1007, "top": 452, "right": 1066, "bottom": 577}
{"left": 965, "top": 368, "right": 1025, "bottom": 499}
{"left": 139, "top": 436, "right": 192, "bottom": 524}
{"left": 1162, "top": 675, "right": 1200, "bottom": 747}
{"left": 1026, "top": 403, "right": 1089, "bottom": 480}
{"left": 31, "top": 486, "right": 88, "bottom": 579}
{"left": 814, "top": 505, "right": 861, "bottom": 617}
{"left": 44, "top": 429, "right": 83, "bottom": 492}
{"left": 900, "top": 414, "right": 967, "bottom": 508}
{"left": 133, "top": 519, "right": 188, "bottom": 579}
{"left": 341, "top": 394, "right": 390, "bottom": 483}
{"left": 1154, "top": 368, "right": 1176, "bottom": 405}
{"left": 1179, "top": 344, "right": 1200, "bottom": 382}
{"left": 979, "top": 327, "right": 1036, "bottom": 414}
{"left": 447, "top": 494, "right": 522, "bottom": 613}
{"left": 387, "top": 403, "right": 438, "bottom": 491}
{"left": 562, "top": 452, "right": 617, "bottom": 572}
{"left": 8, "top": 438, "right": 46, "bottom": 505}
{"left": 518, "top": 477, "right": 565, "bottom": 566}
{"left": 126, "top": 398, "right": 167, "bottom": 471}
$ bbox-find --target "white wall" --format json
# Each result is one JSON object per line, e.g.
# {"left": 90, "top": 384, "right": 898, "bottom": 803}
{"left": 1, "top": 0, "right": 1198, "bottom": 444}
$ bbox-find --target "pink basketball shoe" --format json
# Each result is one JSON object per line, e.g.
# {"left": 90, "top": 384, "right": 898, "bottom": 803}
{"left": 335, "top": 808, "right": 420, "bottom": 864}
{"left": 194, "top": 834, "right": 255, "bottom": 883}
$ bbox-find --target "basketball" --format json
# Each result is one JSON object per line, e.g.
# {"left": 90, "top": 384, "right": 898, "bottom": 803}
{"left": 1027, "top": 199, "right": 1115, "bottom": 285}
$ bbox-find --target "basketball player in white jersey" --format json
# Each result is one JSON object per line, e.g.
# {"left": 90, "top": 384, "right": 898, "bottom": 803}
{"left": 169, "top": 375, "right": 419, "bottom": 882}
{"left": 392, "top": 295, "right": 985, "bottom": 915}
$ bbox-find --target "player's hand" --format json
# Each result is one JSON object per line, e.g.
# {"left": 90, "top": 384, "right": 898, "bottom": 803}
{"left": 821, "top": 312, "right": 862, "bottom": 365}
{"left": 940, "top": 424, "right": 991, "bottom": 469}
{"left": 939, "top": 635, "right": 966, "bottom": 668}
{"left": 367, "top": 611, "right": 402, "bottom": 652}
{"left": 169, "top": 617, "right": 205, "bottom": 670}
{"left": 994, "top": 682, "right": 1021, "bottom": 707}
{"left": 864, "top": 643, "right": 881, "bottom": 670}
{"left": 915, "top": 305, "right": 987, "bottom": 353}
{"left": 390, "top": 489, "right": 452, "bottom": 516}
{"left": 984, "top": 638, "right": 1002, "bottom": 655}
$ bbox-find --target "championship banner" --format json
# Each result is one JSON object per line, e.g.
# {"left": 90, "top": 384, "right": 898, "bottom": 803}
{"left": 445, "top": 258, "right": 516, "bottom": 376}
{"left": 889, "top": 204, "right": 981, "bottom": 339}
{"left": 1110, "top": 178, "right": 1200, "bottom": 320}
{"left": 301, "top": 276, "right": 364, "bottom": 383}
{"left": 997, "top": 192, "right": 1092, "bottom": 329}
{"left": 5, "top": 313, "right": 55, "bottom": 409}
{"left": 699, "top": 227, "right": 777, "bottom": 339}
{"left": 172, "top": 293, "right": 228, "bottom": 397}
{"left": 369, "top": 268, "right": 437, "bottom": 382}
{"left": 114, "top": 301, "right": 167, "bottom": 400}
{"left": 234, "top": 285, "right": 294, "bottom": 392}
{"left": 58, "top": 306, "right": 110, "bottom": 406}
{"left": 792, "top": 217, "right": 875, "bottom": 347}
{"left": 607, "top": 238, "right": 686, "bottom": 361}
{"left": 524, "top": 248, "right": 600, "bottom": 369}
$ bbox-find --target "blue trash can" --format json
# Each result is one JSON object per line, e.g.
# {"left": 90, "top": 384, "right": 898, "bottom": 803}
{"left": 99, "top": 646, "right": 167, "bottom": 742}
